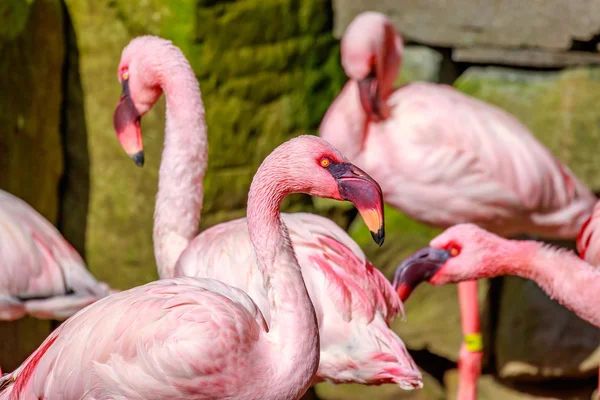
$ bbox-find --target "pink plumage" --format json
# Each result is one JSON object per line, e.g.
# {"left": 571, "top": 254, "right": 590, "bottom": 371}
{"left": 577, "top": 201, "right": 600, "bottom": 265}
{"left": 1, "top": 135, "right": 397, "bottom": 400}
{"left": 0, "top": 189, "right": 115, "bottom": 321}
{"left": 110, "top": 35, "right": 422, "bottom": 389}
{"left": 320, "top": 11, "right": 596, "bottom": 400}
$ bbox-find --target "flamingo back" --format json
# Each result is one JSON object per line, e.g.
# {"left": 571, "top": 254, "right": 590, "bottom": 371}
{"left": 0, "top": 190, "right": 114, "bottom": 320}
{"left": 358, "top": 82, "right": 595, "bottom": 239}
{"left": 174, "top": 212, "right": 422, "bottom": 388}
{"left": 0, "top": 277, "right": 269, "bottom": 400}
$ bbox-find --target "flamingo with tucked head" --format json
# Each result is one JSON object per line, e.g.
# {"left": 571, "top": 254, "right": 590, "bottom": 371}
{"left": 0, "top": 135, "right": 392, "bottom": 400}
{"left": 110, "top": 35, "right": 422, "bottom": 389}
{"left": 0, "top": 190, "right": 115, "bottom": 320}
{"left": 320, "top": 11, "right": 596, "bottom": 398}
{"left": 393, "top": 223, "right": 600, "bottom": 396}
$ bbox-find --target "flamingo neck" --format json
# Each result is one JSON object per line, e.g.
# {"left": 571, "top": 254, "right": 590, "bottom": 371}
{"left": 153, "top": 63, "right": 208, "bottom": 279}
{"left": 491, "top": 240, "right": 600, "bottom": 327}
{"left": 246, "top": 165, "right": 319, "bottom": 389}
{"left": 319, "top": 81, "right": 370, "bottom": 160}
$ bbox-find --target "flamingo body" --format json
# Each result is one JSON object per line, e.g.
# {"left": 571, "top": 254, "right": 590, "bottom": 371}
{"left": 111, "top": 35, "right": 422, "bottom": 390}
{"left": 175, "top": 212, "right": 420, "bottom": 387}
{"left": 0, "top": 189, "right": 114, "bottom": 321}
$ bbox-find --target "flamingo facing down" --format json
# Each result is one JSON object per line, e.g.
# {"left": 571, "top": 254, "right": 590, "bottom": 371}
{"left": 392, "top": 223, "right": 600, "bottom": 395}
{"left": 320, "top": 11, "right": 596, "bottom": 398}
{"left": 0, "top": 189, "right": 115, "bottom": 321}
{"left": 112, "top": 36, "right": 422, "bottom": 388}
{"left": 0, "top": 135, "right": 389, "bottom": 400}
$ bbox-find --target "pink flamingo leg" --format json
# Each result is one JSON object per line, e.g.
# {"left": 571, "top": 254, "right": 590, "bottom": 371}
{"left": 457, "top": 280, "right": 482, "bottom": 400}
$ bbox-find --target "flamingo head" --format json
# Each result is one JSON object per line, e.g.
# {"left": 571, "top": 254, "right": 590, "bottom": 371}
{"left": 341, "top": 12, "right": 403, "bottom": 122}
{"left": 113, "top": 36, "right": 174, "bottom": 167}
{"left": 392, "top": 224, "right": 505, "bottom": 301}
{"left": 262, "top": 135, "right": 385, "bottom": 245}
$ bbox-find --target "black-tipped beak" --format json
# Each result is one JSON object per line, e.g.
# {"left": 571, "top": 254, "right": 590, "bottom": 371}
{"left": 114, "top": 79, "right": 144, "bottom": 166}
{"left": 130, "top": 151, "right": 145, "bottom": 167}
{"left": 392, "top": 247, "right": 451, "bottom": 301}
{"left": 328, "top": 162, "right": 385, "bottom": 246}
{"left": 357, "top": 68, "right": 384, "bottom": 122}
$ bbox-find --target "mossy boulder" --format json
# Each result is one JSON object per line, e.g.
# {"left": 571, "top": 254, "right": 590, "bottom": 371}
{"left": 0, "top": 0, "right": 65, "bottom": 371}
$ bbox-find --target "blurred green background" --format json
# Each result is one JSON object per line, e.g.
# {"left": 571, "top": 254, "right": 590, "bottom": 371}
{"left": 2, "top": 0, "right": 600, "bottom": 398}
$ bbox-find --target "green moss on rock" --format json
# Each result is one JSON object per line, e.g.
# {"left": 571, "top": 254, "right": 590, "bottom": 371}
{"left": 0, "top": 0, "right": 35, "bottom": 41}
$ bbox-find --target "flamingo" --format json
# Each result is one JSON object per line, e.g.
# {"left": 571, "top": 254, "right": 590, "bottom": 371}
{"left": 111, "top": 36, "right": 422, "bottom": 389}
{"left": 319, "top": 11, "right": 596, "bottom": 398}
{"left": 0, "top": 189, "right": 115, "bottom": 322}
{"left": 392, "top": 223, "right": 600, "bottom": 396}
{"left": 0, "top": 135, "right": 393, "bottom": 400}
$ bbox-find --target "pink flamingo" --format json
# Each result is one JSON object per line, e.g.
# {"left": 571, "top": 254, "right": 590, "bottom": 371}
{"left": 319, "top": 11, "right": 596, "bottom": 398}
{"left": 0, "top": 135, "right": 393, "bottom": 400}
{"left": 0, "top": 189, "right": 114, "bottom": 322}
{"left": 392, "top": 223, "right": 600, "bottom": 396}
{"left": 111, "top": 36, "right": 422, "bottom": 389}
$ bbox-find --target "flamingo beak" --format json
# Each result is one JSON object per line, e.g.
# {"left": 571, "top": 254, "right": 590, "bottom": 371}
{"left": 330, "top": 162, "right": 385, "bottom": 246}
{"left": 357, "top": 67, "right": 384, "bottom": 122}
{"left": 392, "top": 247, "right": 451, "bottom": 301}
{"left": 113, "top": 79, "right": 144, "bottom": 167}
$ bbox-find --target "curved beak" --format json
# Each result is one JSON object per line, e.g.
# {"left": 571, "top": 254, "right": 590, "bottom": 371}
{"left": 357, "top": 67, "right": 384, "bottom": 122}
{"left": 113, "top": 79, "right": 144, "bottom": 167}
{"left": 330, "top": 162, "right": 385, "bottom": 246}
{"left": 392, "top": 247, "right": 451, "bottom": 301}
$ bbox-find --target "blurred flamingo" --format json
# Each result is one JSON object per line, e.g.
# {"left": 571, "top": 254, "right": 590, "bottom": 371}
{"left": 393, "top": 223, "right": 600, "bottom": 396}
{"left": 110, "top": 35, "right": 422, "bottom": 389}
{"left": 0, "top": 189, "right": 115, "bottom": 318}
{"left": 319, "top": 11, "right": 596, "bottom": 399}
{"left": 0, "top": 135, "right": 395, "bottom": 400}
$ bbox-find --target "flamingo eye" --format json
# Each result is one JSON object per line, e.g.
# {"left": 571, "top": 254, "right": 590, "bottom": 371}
{"left": 319, "top": 157, "right": 332, "bottom": 168}
{"left": 121, "top": 69, "right": 129, "bottom": 81}
{"left": 448, "top": 246, "right": 460, "bottom": 256}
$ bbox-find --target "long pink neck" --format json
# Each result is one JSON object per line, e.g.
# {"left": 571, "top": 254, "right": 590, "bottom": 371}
{"left": 488, "top": 240, "right": 600, "bottom": 327}
{"left": 246, "top": 161, "right": 319, "bottom": 390}
{"left": 153, "top": 61, "right": 208, "bottom": 279}
{"left": 319, "top": 81, "right": 369, "bottom": 160}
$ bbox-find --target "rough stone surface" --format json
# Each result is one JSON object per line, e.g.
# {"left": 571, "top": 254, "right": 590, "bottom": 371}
{"left": 0, "top": 0, "right": 65, "bottom": 371}
{"left": 444, "top": 369, "right": 596, "bottom": 400}
{"left": 65, "top": 0, "right": 345, "bottom": 290}
{"left": 333, "top": 0, "right": 600, "bottom": 51}
{"left": 453, "top": 47, "right": 600, "bottom": 68}
{"left": 348, "top": 206, "right": 492, "bottom": 363}
{"left": 454, "top": 67, "right": 600, "bottom": 381}
{"left": 396, "top": 46, "right": 444, "bottom": 85}
{"left": 496, "top": 277, "right": 600, "bottom": 381}
{"left": 315, "top": 370, "right": 444, "bottom": 400}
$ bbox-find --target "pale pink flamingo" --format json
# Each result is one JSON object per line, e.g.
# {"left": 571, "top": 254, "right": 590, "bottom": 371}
{"left": 319, "top": 11, "right": 596, "bottom": 399}
{"left": 0, "top": 135, "right": 394, "bottom": 400}
{"left": 392, "top": 223, "right": 600, "bottom": 396}
{"left": 0, "top": 189, "right": 114, "bottom": 321}
{"left": 111, "top": 36, "right": 422, "bottom": 389}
